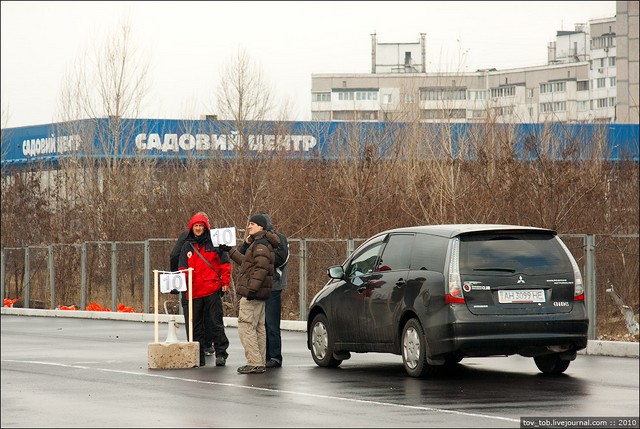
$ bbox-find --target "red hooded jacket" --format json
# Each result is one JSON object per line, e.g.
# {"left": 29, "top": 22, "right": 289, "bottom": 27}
{"left": 178, "top": 213, "right": 231, "bottom": 299}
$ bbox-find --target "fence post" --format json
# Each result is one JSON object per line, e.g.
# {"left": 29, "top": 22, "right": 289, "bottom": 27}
{"left": 347, "top": 239, "right": 356, "bottom": 257}
{"left": 144, "top": 239, "right": 150, "bottom": 313}
{"left": 299, "top": 239, "right": 307, "bottom": 321}
{"left": 48, "top": 244, "right": 55, "bottom": 310}
{"left": 24, "top": 247, "right": 30, "bottom": 309}
{"left": 585, "top": 234, "right": 597, "bottom": 340}
{"left": 1, "top": 249, "right": 5, "bottom": 304}
{"left": 80, "top": 242, "right": 87, "bottom": 310}
{"left": 111, "top": 242, "right": 117, "bottom": 311}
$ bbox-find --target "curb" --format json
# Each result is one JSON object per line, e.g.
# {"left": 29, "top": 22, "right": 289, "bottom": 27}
{"left": 2, "top": 307, "right": 638, "bottom": 358}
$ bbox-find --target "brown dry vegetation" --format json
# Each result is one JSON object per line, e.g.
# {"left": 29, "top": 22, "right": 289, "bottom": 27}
{"left": 1, "top": 121, "right": 639, "bottom": 342}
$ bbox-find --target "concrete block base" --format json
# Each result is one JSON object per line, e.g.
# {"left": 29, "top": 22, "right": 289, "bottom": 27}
{"left": 147, "top": 342, "right": 200, "bottom": 369}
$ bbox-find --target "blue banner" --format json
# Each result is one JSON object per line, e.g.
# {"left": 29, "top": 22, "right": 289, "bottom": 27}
{"left": 1, "top": 119, "right": 638, "bottom": 169}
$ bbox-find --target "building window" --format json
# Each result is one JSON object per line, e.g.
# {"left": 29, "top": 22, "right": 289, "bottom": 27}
{"left": 597, "top": 78, "right": 606, "bottom": 88}
{"left": 470, "top": 90, "right": 487, "bottom": 100}
{"left": 527, "top": 88, "right": 534, "bottom": 98}
{"left": 540, "top": 82, "right": 566, "bottom": 94}
{"left": 420, "top": 87, "right": 467, "bottom": 101}
{"left": 609, "top": 77, "right": 616, "bottom": 87}
{"left": 404, "top": 93, "right": 415, "bottom": 103}
{"left": 338, "top": 90, "right": 378, "bottom": 101}
{"left": 577, "top": 81, "right": 589, "bottom": 91}
{"left": 492, "top": 106, "right": 515, "bottom": 116}
{"left": 312, "top": 92, "right": 331, "bottom": 102}
{"left": 490, "top": 86, "right": 515, "bottom": 98}
{"left": 577, "top": 100, "right": 589, "bottom": 111}
{"left": 311, "top": 111, "right": 331, "bottom": 120}
{"left": 332, "top": 110, "right": 378, "bottom": 121}
{"left": 608, "top": 57, "right": 616, "bottom": 67}
{"left": 382, "top": 94, "right": 392, "bottom": 104}
{"left": 540, "top": 102, "right": 566, "bottom": 113}
{"left": 608, "top": 97, "right": 616, "bottom": 107}
{"left": 596, "top": 98, "right": 607, "bottom": 109}
{"left": 421, "top": 109, "right": 466, "bottom": 119}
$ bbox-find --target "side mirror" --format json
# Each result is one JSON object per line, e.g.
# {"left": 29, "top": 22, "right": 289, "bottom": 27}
{"left": 327, "top": 265, "right": 345, "bottom": 279}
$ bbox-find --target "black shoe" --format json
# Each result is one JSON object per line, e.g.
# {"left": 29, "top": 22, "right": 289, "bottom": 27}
{"left": 215, "top": 356, "right": 226, "bottom": 366}
{"left": 265, "top": 359, "right": 281, "bottom": 368}
{"left": 204, "top": 346, "right": 215, "bottom": 356}
{"left": 199, "top": 360, "right": 206, "bottom": 367}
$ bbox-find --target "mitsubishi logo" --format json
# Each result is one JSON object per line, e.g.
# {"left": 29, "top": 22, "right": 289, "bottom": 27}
{"left": 517, "top": 276, "right": 525, "bottom": 284}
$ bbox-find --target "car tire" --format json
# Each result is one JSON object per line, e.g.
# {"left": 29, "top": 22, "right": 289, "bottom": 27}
{"left": 534, "top": 354, "right": 571, "bottom": 374}
{"left": 402, "top": 318, "right": 438, "bottom": 378}
{"left": 309, "top": 313, "right": 343, "bottom": 368}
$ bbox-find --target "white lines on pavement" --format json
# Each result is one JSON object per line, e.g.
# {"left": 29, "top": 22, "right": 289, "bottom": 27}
{"left": 2, "top": 359, "right": 519, "bottom": 424}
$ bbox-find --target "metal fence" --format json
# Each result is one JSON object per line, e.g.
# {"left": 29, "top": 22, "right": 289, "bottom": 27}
{"left": 1, "top": 234, "right": 638, "bottom": 341}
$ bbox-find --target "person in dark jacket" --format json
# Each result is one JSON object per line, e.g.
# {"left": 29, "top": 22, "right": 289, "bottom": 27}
{"left": 170, "top": 212, "right": 215, "bottom": 356}
{"left": 238, "top": 213, "right": 289, "bottom": 368}
{"left": 178, "top": 212, "right": 231, "bottom": 367}
{"left": 221, "top": 213, "right": 279, "bottom": 374}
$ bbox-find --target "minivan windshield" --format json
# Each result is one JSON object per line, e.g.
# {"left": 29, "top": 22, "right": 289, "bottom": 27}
{"left": 458, "top": 232, "right": 572, "bottom": 275}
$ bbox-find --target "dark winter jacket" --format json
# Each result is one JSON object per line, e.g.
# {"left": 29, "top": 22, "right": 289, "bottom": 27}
{"left": 228, "top": 230, "right": 280, "bottom": 300}
{"left": 239, "top": 230, "right": 289, "bottom": 291}
{"left": 170, "top": 229, "right": 189, "bottom": 271}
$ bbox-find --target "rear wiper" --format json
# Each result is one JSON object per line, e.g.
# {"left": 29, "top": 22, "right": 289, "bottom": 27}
{"left": 473, "top": 267, "right": 516, "bottom": 273}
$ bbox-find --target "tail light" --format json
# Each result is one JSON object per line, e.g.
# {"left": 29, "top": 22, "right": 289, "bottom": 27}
{"left": 557, "top": 237, "right": 585, "bottom": 301}
{"left": 446, "top": 238, "right": 465, "bottom": 304}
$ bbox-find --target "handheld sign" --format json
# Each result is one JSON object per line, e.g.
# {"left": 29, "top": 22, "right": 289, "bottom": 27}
{"left": 159, "top": 271, "right": 187, "bottom": 294}
{"left": 210, "top": 227, "right": 236, "bottom": 246}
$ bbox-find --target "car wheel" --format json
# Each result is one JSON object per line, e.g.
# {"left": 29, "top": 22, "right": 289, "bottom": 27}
{"left": 309, "top": 313, "right": 343, "bottom": 368}
{"left": 534, "top": 354, "right": 571, "bottom": 374}
{"left": 402, "top": 318, "right": 438, "bottom": 378}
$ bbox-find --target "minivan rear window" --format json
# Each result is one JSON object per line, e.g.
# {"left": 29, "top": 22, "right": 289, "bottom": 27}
{"left": 458, "top": 232, "right": 572, "bottom": 275}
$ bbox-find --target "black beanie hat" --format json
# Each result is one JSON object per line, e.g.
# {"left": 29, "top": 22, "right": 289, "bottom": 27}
{"left": 249, "top": 214, "right": 268, "bottom": 230}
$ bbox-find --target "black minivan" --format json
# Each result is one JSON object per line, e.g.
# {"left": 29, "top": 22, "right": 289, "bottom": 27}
{"left": 306, "top": 224, "right": 589, "bottom": 377}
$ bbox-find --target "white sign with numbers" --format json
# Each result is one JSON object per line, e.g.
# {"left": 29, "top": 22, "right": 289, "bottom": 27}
{"left": 210, "top": 227, "right": 236, "bottom": 246}
{"left": 159, "top": 272, "right": 187, "bottom": 294}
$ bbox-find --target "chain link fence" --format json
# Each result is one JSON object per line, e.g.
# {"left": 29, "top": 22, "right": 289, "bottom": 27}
{"left": 1, "top": 234, "right": 638, "bottom": 341}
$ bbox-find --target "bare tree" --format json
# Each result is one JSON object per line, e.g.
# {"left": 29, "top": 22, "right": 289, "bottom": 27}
{"left": 53, "top": 20, "right": 153, "bottom": 242}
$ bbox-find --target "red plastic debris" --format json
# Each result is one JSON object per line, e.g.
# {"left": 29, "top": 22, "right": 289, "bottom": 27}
{"left": 58, "top": 305, "right": 77, "bottom": 310}
{"left": 3, "top": 298, "right": 19, "bottom": 308}
{"left": 86, "top": 301, "right": 111, "bottom": 312}
{"left": 117, "top": 303, "right": 136, "bottom": 313}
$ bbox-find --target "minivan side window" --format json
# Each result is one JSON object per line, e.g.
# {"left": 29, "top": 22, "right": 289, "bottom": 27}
{"left": 410, "top": 234, "right": 448, "bottom": 271}
{"left": 377, "top": 234, "right": 414, "bottom": 271}
{"left": 346, "top": 241, "right": 384, "bottom": 278}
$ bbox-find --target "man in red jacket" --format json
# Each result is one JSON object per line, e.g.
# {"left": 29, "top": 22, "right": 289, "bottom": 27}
{"left": 178, "top": 212, "right": 231, "bottom": 367}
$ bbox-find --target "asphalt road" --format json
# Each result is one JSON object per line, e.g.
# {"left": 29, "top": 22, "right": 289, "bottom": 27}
{"left": 1, "top": 314, "right": 638, "bottom": 428}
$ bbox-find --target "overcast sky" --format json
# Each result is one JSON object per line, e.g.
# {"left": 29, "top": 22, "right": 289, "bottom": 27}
{"left": 1, "top": 1, "right": 616, "bottom": 128}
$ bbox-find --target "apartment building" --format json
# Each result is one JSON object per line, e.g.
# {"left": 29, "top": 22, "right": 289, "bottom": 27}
{"left": 310, "top": 1, "right": 639, "bottom": 124}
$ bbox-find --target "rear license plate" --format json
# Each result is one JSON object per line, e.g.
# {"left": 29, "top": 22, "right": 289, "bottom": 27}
{"left": 498, "top": 289, "right": 545, "bottom": 303}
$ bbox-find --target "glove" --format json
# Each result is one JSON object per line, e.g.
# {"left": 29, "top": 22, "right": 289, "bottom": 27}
{"left": 218, "top": 244, "right": 232, "bottom": 252}
{"left": 246, "top": 290, "right": 257, "bottom": 301}
{"left": 170, "top": 289, "right": 180, "bottom": 295}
